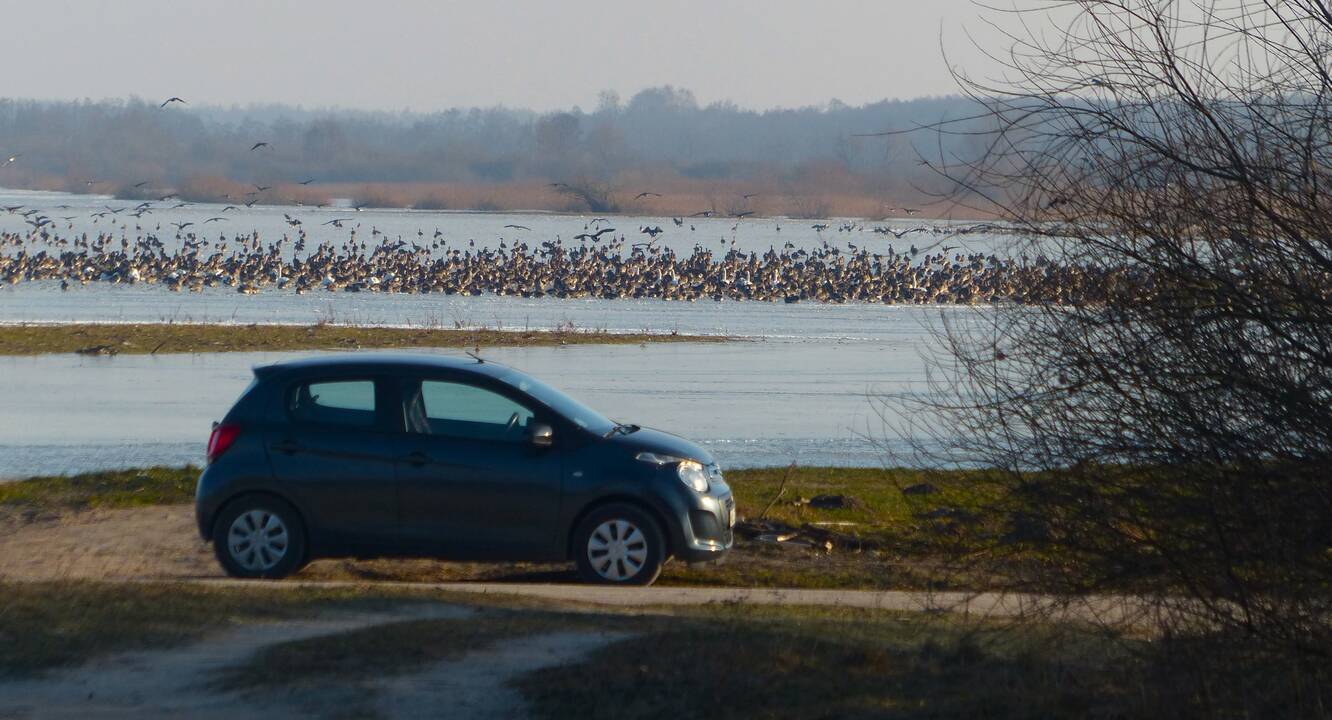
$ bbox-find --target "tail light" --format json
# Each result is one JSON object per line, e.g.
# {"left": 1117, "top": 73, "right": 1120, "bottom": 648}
{"left": 206, "top": 423, "right": 241, "bottom": 463}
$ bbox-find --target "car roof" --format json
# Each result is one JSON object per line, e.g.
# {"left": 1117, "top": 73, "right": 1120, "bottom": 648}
{"left": 252, "top": 353, "right": 515, "bottom": 380}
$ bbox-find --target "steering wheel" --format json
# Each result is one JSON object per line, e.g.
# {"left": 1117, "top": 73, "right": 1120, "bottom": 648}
{"left": 505, "top": 411, "right": 521, "bottom": 433}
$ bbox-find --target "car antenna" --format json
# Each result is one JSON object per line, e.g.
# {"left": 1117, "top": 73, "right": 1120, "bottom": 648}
{"left": 465, "top": 351, "right": 484, "bottom": 364}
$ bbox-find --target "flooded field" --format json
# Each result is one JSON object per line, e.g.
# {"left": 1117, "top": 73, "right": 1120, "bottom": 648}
{"left": 0, "top": 339, "right": 941, "bottom": 479}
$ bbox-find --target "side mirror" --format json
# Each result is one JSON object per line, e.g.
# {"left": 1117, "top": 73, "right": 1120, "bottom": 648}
{"left": 529, "top": 422, "right": 554, "bottom": 448}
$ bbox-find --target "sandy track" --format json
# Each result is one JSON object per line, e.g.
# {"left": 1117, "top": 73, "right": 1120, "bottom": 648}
{"left": 0, "top": 505, "right": 1158, "bottom": 628}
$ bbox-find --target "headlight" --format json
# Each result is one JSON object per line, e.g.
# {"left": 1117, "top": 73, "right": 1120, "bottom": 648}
{"left": 676, "top": 460, "right": 710, "bottom": 493}
{"left": 635, "top": 452, "right": 710, "bottom": 493}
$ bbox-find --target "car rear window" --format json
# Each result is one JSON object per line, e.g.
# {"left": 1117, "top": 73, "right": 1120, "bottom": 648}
{"left": 288, "top": 379, "right": 376, "bottom": 428}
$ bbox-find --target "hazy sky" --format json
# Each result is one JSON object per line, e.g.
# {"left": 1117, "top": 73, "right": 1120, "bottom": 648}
{"left": 0, "top": 0, "right": 1012, "bottom": 112}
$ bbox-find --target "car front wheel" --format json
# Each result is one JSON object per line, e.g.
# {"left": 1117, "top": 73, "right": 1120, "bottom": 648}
{"left": 573, "top": 503, "right": 665, "bottom": 586}
{"left": 212, "top": 497, "right": 307, "bottom": 579}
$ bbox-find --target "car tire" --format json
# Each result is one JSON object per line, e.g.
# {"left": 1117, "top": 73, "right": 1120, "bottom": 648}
{"left": 573, "top": 503, "right": 665, "bottom": 586}
{"left": 212, "top": 496, "right": 307, "bottom": 579}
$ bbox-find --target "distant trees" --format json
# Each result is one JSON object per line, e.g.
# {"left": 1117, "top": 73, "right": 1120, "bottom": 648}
{"left": 905, "top": 0, "right": 1332, "bottom": 715}
{"left": 0, "top": 90, "right": 994, "bottom": 204}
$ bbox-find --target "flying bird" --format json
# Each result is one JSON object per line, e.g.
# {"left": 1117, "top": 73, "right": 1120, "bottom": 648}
{"left": 132, "top": 181, "right": 151, "bottom": 188}
{"left": 254, "top": 185, "right": 272, "bottom": 192}
{"left": 574, "top": 227, "right": 616, "bottom": 241}
{"left": 203, "top": 217, "right": 228, "bottom": 223}
{"left": 297, "top": 178, "right": 315, "bottom": 185}
{"left": 250, "top": 142, "right": 270, "bottom": 151}
{"left": 634, "top": 191, "right": 661, "bottom": 200}
{"left": 3, "top": 154, "right": 19, "bottom": 165}
{"left": 159, "top": 97, "right": 186, "bottom": 108}
{"left": 171, "top": 222, "right": 194, "bottom": 231}
{"left": 503, "top": 224, "right": 532, "bottom": 231}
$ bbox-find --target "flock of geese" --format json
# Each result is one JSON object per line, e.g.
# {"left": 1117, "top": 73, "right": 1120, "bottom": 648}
{"left": 0, "top": 217, "right": 1103, "bottom": 304}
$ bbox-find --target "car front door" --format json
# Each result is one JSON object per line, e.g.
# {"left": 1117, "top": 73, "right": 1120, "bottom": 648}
{"left": 265, "top": 376, "right": 403, "bottom": 552}
{"left": 394, "top": 376, "right": 563, "bottom": 558}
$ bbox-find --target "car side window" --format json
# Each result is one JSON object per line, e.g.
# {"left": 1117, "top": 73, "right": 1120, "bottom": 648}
{"left": 412, "top": 380, "right": 535, "bottom": 442}
{"left": 288, "top": 379, "right": 376, "bottom": 428}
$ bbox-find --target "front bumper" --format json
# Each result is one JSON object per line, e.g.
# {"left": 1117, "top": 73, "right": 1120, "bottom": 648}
{"left": 678, "top": 489, "right": 736, "bottom": 562}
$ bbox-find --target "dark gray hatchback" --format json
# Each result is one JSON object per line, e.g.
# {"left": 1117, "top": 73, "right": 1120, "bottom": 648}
{"left": 196, "top": 354, "right": 734, "bottom": 585}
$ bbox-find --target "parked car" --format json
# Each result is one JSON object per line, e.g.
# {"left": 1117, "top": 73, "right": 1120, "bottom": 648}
{"left": 196, "top": 354, "right": 734, "bottom": 585}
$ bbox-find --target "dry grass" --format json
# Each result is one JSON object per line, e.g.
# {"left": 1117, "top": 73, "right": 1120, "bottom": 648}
{"left": 0, "top": 581, "right": 443, "bottom": 676}
{"left": 39, "top": 171, "right": 997, "bottom": 220}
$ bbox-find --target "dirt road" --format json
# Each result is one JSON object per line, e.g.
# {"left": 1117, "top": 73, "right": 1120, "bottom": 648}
{"left": 0, "top": 505, "right": 1155, "bottom": 627}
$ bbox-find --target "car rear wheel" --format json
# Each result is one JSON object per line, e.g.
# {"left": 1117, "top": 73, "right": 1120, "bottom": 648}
{"left": 573, "top": 503, "right": 665, "bottom": 586}
{"left": 212, "top": 497, "right": 307, "bottom": 579}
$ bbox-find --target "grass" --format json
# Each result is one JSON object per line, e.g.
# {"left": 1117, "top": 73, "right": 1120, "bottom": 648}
{"left": 519, "top": 606, "right": 1131, "bottom": 720}
{"left": 724, "top": 465, "right": 1000, "bottom": 540}
{"left": 0, "top": 581, "right": 443, "bottom": 676}
{"left": 0, "top": 323, "right": 723, "bottom": 356}
{"left": 212, "top": 610, "right": 613, "bottom": 692}
{"left": 0, "top": 466, "right": 198, "bottom": 514}
{"left": 1, "top": 582, "right": 1316, "bottom": 719}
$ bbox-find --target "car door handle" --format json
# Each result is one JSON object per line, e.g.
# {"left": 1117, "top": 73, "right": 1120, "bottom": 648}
{"left": 402, "top": 451, "right": 430, "bottom": 467}
{"left": 271, "top": 439, "right": 301, "bottom": 454}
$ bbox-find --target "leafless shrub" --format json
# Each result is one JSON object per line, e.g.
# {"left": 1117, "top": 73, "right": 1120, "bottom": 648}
{"left": 889, "top": 1, "right": 1332, "bottom": 714}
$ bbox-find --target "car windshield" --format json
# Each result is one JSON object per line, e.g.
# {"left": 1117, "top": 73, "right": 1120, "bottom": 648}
{"left": 498, "top": 370, "right": 617, "bottom": 436}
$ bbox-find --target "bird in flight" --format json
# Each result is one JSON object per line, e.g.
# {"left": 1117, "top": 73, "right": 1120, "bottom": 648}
{"left": 132, "top": 181, "right": 151, "bottom": 188}
{"left": 743, "top": 193, "right": 761, "bottom": 199}
{"left": 160, "top": 97, "right": 186, "bottom": 108}
{"left": 322, "top": 218, "right": 351, "bottom": 227}
{"left": 297, "top": 178, "right": 316, "bottom": 185}
{"left": 172, "top": 222, "right": 194, "bottom": 231}
{"left": 203, "top": 217, "right": 228, "bottom": 223}
{"left": 635, "top": 191, "right": 662, "bottom": 200}
{"left": 574, "top": 227, "right": 616, "bottom": 241}
{"left": 254, "top": 185, "right": 272, "bottom": 192}
{"left": 3, "top": 154, "right": 19, "bottom": 165}
{"left": 250, "top": 142, "right": 270, "bottom": 151}
{"left": 503, "top": 224, "right": 532, "bottom": 231}
{"left": 734, "top": 211, "right": 756, "bottom": 218}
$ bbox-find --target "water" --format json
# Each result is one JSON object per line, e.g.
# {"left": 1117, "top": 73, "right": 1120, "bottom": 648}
{"left": 0, "top": 340, "right": 939, "bottom": 479}
{"left": 0, "top": 186, "right": 995, "bottom": 477}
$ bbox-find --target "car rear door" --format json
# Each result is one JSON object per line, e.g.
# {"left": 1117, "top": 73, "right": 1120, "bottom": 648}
{"left": 265, "top": 375, "right": 403, "bottom": 552}
{"left": 394, "top": 375, "right": 563, "bottom": 558}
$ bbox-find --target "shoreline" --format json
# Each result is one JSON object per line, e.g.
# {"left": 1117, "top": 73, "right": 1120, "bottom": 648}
{"left": 0, "top": 322, "right": 729, "bottom": 356}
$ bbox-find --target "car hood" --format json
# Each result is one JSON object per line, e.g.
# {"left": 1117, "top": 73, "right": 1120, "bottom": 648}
{"left": 605, "top": 426, "right": 716, "bottom": 466}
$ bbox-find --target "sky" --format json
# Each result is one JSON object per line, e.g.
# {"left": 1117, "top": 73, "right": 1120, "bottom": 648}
{"left": 0, "top": 0, "right": 1011, "bottom": 112}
